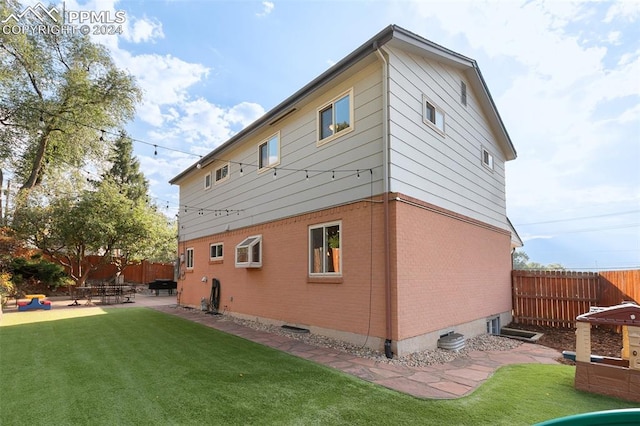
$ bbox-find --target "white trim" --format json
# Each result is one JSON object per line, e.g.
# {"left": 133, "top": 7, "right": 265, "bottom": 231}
{"left": 214, "top": 162, "right": 230, "bottom": 184}
{"left": 481, "top": 146, "right": 494, "bottom": 171}
{"left": 422, "top": 94, "right": 445, "bottom": 135}
{"left": 461, "top": 80, "right": 467, "bottom": 106}
{"left": 316, "top": 88, "right": 354, "bottom": 146}
{"left": 209, "top": 242, "right": 224, "bottom": 261}
{"left": 257, "top": 131, "right": 281, "bottom": 173}
{"left": 185, "top": 247, "right": 194, "bottom": 269}
{"left": 235, "top": 235, "right": 262, "bottom": 268}
{"left": 308, "top": 221, "right": 342, "bottom": 276}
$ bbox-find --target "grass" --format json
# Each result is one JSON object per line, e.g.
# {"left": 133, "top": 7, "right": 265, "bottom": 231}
{"left": 0, "top": 308, "right": 635, "bottom": 425}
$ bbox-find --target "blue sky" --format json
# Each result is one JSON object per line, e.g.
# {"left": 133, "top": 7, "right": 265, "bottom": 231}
{"left": 21, "top": 0, "right": 640, "bottom": 270}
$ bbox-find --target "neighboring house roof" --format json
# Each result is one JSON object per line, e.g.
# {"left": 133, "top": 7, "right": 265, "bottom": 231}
{"left": 170, "top": 24, "right": 517, "bottom": 185}
{"left": 507, "top": 217, "right": 524, "bottom": 249}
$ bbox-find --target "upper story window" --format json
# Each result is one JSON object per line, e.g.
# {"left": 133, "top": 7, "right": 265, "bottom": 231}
{"left": 423, "top": 94, "right": 445, "bottom": 135}
{"left": 317, "top": 89, "right": 353, "bottom": 145}
{"left": 215, "top": 163, "right": 229, "bottom": 184}
{"left": 185, "top": 247, "right": 194, "bottom": 269}
{"left": 235, "top": 235, "right": 262, "bottom": 268}
{"left": 210, "top": 243, "right": 223, "bottom": 261}
{"left": 482, "top": 147, "right": 494, "bottom": 171}
{"left": 204, "top": 173, "right": 212, "bottom": 190}
{"left": 461, "top": 81, "right": 467, "bottom": 106}
{"left": 309, "top": 221, "right": 341, "bottom": 275}
{"left": 258, "top": 132, "right": 280, "bottom": 170}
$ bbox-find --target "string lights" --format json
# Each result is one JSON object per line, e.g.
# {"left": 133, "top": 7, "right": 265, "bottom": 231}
{"left": 30, "top": 107, "right": 377, "bottom": 219}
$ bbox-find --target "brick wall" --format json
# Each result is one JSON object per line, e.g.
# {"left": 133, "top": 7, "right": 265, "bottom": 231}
{"left": 177, "top": 200, "right": 388, "bottom": 339}
{"left": 393, "top": 196, "right": 513, "bottom": 342}
{"left": 178, "top": 194, "right": 512, "bottom": 354}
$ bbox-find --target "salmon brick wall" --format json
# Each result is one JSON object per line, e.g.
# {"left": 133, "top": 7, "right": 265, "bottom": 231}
{"left": 177, "top": 200, "right": 389, "bottom": 340}
{"left": 177, "top": 194, "right": 512, "bottom": 353}
{"left": 392, "top": 196, "right": 513, "bottom": 341}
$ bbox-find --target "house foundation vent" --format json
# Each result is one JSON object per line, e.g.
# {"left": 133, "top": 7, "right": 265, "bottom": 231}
{"left": 438, "top": 333, "right": 465, "bottom": 352}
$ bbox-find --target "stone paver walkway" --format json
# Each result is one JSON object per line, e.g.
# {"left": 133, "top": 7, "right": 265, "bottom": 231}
{"left": 153, "top": 305, "right": 561, "bottom": 399}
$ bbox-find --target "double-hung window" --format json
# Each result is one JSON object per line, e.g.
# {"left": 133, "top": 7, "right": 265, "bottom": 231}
{"left": 258, "top": 132, "right": 280, "bottom": 170}
{"left": 235, "top": 235, "right": 262, "bottom": 268}
{"left": 215, "top": 163, "right": 229, "bottom": 184}
{"left": 210, "top": 243, "right": 223, "bottom": 261}
{"left": 423, "top": 95, "right": 445, "bottom": 134}
{"left": 309, "top": 222, "right": 341, "bottom": 275}
{"left": 482, "top": 147, "right": 494, "bottom": 171}
{"left": 185, "top": 247, "right": 194, "bottom": 269}
{"left": 317, "top": 89, "right": 353, "bottom": 145}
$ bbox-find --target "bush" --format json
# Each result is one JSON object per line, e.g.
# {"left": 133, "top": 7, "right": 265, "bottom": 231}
{"left": 9, "top": 256, "right": 72, "bottom": 296}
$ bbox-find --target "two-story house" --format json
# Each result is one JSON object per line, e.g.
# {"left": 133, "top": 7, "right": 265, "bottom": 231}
{"left": 169, "top": 25, "right": 518, "bottom": 357}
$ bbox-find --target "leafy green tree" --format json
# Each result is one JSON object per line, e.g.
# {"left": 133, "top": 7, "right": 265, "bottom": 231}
{"left": 0, "top": 0, "right": 141, "bottom": 192}
{"left": 13, "top": 182, "right": 175, "bottom": 286}
{"left": 512, "top": 249, "right": 565, "bottom": 270}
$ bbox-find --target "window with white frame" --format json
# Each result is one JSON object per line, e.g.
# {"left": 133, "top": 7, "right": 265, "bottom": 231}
{"left": 423, "top": 95, "right": 445, "bottom": 134}
{"left": 461, "top": 81, "right": 467, "bottom": 106}
{"left": 482, "top": 147, "right": 494, "bottom": 171}
{"left": 317, "top": 89, "right": 353, "bottom": 144}
{"left": 235, "top": 235, "right": 262, "bottom": 268}
{"left": 215, "top": 163, "right": 229, "bottom": 183}
{"left": 258, "top": 132, "right": 280, "bottom": 170}
{"left": 210, "top": 243, "right": 223, "bottom": 261}
{"left": 186, "top": 247, "right": 194, "bottom": 269}
{"left": 204, "top": 173, "right": 212, "bottom": 190}
{"left": 309, "top": 222, "right": 341, "bottom": 275}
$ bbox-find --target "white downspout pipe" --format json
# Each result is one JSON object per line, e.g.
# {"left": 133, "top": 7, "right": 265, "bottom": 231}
{"left": 374, "top": 42, "right": 393, "bottom": 359}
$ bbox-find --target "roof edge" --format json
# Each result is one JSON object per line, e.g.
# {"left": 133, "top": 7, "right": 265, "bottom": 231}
{"left": 170, "top": 25, "right": 396, "bottom": 185}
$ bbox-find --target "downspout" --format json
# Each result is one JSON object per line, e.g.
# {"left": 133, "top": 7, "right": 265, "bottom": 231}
{"left": 374, "top": 42, "right": 393, "bottom": 359}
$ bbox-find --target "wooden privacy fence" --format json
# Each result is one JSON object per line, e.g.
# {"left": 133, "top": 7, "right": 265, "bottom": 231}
{"left": 512, "top": 269, "right": 639, "bottom": 329}
{"left": 75, "top": 255, "right": 175, "bottom": 284}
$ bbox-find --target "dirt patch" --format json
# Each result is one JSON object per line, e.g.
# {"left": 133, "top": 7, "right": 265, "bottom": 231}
{"left": 506, "top": 323, "right": 624, "bottom": 364}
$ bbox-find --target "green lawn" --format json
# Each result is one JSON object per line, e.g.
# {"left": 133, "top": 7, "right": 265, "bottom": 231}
{"left": 0, "top": 308, "right": 635, "bottom": 425}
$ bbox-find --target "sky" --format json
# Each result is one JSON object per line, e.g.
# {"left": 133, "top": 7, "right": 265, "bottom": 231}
{"left": 10, "top": 0, "right": 640, "bottom": 270}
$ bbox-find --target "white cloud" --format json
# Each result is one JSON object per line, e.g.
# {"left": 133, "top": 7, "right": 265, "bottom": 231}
{"left": 225, "top": 102, "right": 265, "bottom": 127}
{"left": 256, "top": 1, "right": 274, "bottom": 17}
{"left": 401, "top": 0, "right": 640, "bottom": 219}
{"left": 604, "top": 1, "right": 640, "bottom": 23}
{"left": 121, "top": 16, "right": 164, "bottom": 43}
{"left": 112, "top": 51, "right": 210, "bottom": 126}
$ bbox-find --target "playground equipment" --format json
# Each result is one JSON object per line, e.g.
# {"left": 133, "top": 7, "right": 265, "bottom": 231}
{"left": 571, "top": 302, "right": 640, "bottom": 403}
{"left": 17, "top": 295, "right": 52, "bottom": 311}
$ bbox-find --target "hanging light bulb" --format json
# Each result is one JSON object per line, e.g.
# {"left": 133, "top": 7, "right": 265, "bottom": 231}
{"left": 332, "top": 171, "right": 335, "bottom": 180}
{"left": 154, "top": 145, "right": 158, "bottom": 156}
{"left": 240, "top": 163, "right": 243, "bottom": 176}
{"left": 305, "top": 170, "right": 309, "bottom": 181}
{"left": 357, "top": 170, "right": 360, "bottom": 179}
{"left": 39, "top": 113, "right": 44, "bottom": 125}
{"left": 273, "top": 168, "right": 277, "bottom": 179}
{"left": 99, "top": 130, "right": 105, "bottom": 141}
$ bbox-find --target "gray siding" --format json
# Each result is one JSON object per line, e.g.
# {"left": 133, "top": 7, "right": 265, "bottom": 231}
{"left": 385, "top": 46, "right": 508, "bottom": 229}
{"left": 178, "top": 63, "right": 384, "bottom": 241}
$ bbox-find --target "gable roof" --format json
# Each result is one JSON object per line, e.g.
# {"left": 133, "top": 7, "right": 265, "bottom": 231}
{"left": 576, "top": 302, "right": 640, "bottom": 326}
{"left": 170, "top": 24, "right": 517, "bottom": 185}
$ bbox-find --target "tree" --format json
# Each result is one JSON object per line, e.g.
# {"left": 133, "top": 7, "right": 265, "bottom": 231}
{"left": 0, "top": 0, "right": 141, "bottom": 192}
{"left": 13, "top": 181, "right": 175, "bottom": 287}
{"left": 512, "top": 249, "right": 565, "bottom": 270}
{"left": 99, "top": 131, "right": 149, "bottom": 204}
{"left": 9, "top": 255, "right": 72, "bottom": 296}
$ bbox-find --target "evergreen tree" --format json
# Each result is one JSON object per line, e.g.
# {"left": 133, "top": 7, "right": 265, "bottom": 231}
{"left": 103, "top": 131, "right": 149, "bottom": 204}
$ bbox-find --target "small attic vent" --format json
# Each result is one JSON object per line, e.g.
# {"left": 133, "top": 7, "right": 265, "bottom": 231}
{"left": 438, "top": 333, "right": 466, "bottom": 352}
